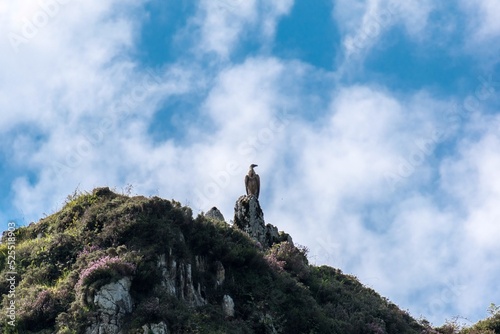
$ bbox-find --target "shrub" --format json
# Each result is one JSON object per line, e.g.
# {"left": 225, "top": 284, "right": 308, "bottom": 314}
{"left": 76, "top": 256, "right": 135, "bottom": 293}
{"left": 134, "top": 296, "right": 161, "bottom": 324}
{"left": 16, "top": 286, "right": 66, "bottom": 331}
{"left": 264, "top": 253, "right": 285, "bottom": 272}
{"left": 266, "top": 242, "right": 310, "bottom": 280}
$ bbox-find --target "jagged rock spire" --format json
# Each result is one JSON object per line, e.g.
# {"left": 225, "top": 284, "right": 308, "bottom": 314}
{"left": 233, "top": 195, "right": 292, "bottom": 249}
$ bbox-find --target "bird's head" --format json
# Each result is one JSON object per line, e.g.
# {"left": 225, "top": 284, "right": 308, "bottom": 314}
{"left": 250, "top": 164, "right": 258, "bottom": 169}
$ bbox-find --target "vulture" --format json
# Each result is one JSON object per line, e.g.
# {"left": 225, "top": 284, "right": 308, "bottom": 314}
{"left": 245, "top": 164, "right": 260, "bottom": 199}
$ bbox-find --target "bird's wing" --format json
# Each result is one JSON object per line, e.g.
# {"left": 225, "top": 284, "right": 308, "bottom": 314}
{"left": 245, "top": 175, "right": 250, "bottom": 195}
{"left": 256, "top": 174, "right": 260, "bottom": 199}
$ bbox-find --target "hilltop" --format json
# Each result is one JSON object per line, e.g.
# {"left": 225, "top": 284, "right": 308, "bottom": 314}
{"left": 0, "top": 187, "right": 497, "bottom": 333}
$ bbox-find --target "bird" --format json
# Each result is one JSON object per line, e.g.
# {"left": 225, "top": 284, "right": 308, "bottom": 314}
{"left": 245, "top": 164, "right": 260, "bottom": 199}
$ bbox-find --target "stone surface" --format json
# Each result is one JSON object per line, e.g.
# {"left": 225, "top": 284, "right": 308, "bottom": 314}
{"left": 142, "top": 321, "right": 169, "bottom": 334}
{"left": 261, "top": 314, "right": 279, "bottom": 334}
{"left": 205, "top": 207, "right": 225, "bottom": 222}
{"left": 233, "top": 195, "right": 293, "bottom": 248}
{"left": 215, "top": 261, "right": 225, "bottom": 287}
{"left": 157, "top": 251, "right": 207, "bottom": 307}
{"left": 195, "top": 255, "right": 208, "bottom": 273}
{"left": 222, "top": 295, "right": 235, "bottom": 317}
{"left": 234, "top": 195, "right": 266, "bottom": 245}
{"left": 85, "top": 277, "right": 133, "bottom": 334}
{"left": 158, "top": 252, "right": 177, "bottom": 296}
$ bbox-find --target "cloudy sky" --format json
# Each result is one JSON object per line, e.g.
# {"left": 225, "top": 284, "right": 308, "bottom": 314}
{"left": 2, "top": 0, "right": 500, "bottom": 326}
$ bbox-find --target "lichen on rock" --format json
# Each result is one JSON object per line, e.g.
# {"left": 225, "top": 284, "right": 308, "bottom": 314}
{"left": 85, "top": 277, "right": 133, "bottom": 334}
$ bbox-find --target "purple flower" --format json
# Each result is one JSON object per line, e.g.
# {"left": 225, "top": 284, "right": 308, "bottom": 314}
{"left": 264, "top": 253, "right": 285, "bottom": 272}
{"left": 76, "top": 256, "right": 135, "bottom": 290}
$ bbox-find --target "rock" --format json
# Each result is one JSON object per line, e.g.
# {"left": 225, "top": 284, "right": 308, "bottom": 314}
{"left": 184, "top": 263, "right": 207, "bottom": 307}
{"left": 142, "top": 321, "right": 169, "bottom": 334}
{"left": 233, "top": 195, "right": 292, "bottom": 248}
{"left": 85, "top": 277, "right": 133, "bottom": 334}
{"left": 195, "top": 255, "right": 207, "bottom": 273}
{"left": 205, "top": 207, "right": 225, "bottom": 222}
{"left": 157, "top": 254, "right": 206, "bottom": 307}
{"left": 215, "top": 261, "right": 225, "bottom": 287}
{"left": 266, "top": 224, "right": 280, "bottom": 243}
{"left": 261, "top": 314, "right": 279, "bottom": 334}
{"left": 158, "top": 252, "right": 177, "bottom": 296}
{"left": 234, "top": 195, "right": 266, "bottom": 245}
{"left": 280, "top": 231, "right": 293, "bottom": 245}
{"left": 222, "top": 295, "right": 235, "bottom": 317}
{"left": 267, "top": 226, "right": 293, "bottom": 247}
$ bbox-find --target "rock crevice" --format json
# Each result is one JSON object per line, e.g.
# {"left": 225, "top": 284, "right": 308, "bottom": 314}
{"left": 157, "top": 250, "right": 207, "bottom": 307}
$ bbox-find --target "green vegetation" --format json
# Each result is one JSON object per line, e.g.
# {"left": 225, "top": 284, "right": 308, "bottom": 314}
{"left": 0, "top": 187, "right": 495, "bottom": 333}
{"left": 432, "top": 305, "right": 500, "bottom": 334}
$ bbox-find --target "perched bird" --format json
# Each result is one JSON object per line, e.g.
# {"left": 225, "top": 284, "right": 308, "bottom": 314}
{"left": 245, "top": 164, "right": 260, "bottom": 199}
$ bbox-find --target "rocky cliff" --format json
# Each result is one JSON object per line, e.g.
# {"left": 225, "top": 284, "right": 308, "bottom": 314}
{"left": 0, "top": 188, "right": 429, "bottom": 334}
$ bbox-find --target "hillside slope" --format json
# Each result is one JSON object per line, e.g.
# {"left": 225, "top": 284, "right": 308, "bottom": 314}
{"left": 0, "top": 187, "right": 426, "bottom": 334}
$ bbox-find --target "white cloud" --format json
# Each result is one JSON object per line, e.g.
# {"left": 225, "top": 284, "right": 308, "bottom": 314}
{"left": 334, "top": 0, "right": 434, "bottom": 59}
{"left": 457, "top": 0, "right": 500, "bottom": 62}
{"left": 461, "top": 0, "right": 500, "bottom": 41}
{"left": 441, "top": 126, "right": 500, "bottom": 249}
{"left": 1, "top": 0, "right": 193, "bottom": 218}
{"left": 0, "top": 0, "right": 144, "bottom": 131}
{"left": 190, "top": 0, "right": 293, "bottom": 59}
{"left": 434, "top": 117, "right": 500, "bottom": 319}
{"left": 264, "top": 86, "right": 500, "bottom": 324}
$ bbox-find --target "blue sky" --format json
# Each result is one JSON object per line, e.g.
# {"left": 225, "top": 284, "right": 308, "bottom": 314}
{"left": 2, "top": 0, "right": 500, "bottom": 326}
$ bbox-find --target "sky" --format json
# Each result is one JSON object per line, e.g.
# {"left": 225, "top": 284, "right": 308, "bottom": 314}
{"left": 1, "top": 0, "right": 500, "bottom": 327}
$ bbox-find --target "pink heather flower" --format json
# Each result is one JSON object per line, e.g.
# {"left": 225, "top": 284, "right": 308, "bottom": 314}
{"left": 264, "top": 254, "right": 285, "bottom": 272}
{"left": 76, "top": 256, "right": 135, "bottom": 290}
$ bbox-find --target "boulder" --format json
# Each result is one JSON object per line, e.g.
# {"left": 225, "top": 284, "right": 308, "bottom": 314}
{"left": 222, "top": 295, "right": 235, "bottom": 317}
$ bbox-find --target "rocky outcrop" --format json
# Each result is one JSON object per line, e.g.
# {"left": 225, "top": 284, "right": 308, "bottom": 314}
{"left": 142, "top": 322, "right": 169, "bottom": 334}
{"left": 85, "top": 277, "right": 133, "bottom": 334}
{"left": 157, "top": 250, "right": 207, "bottom": 307}
{"left": 222, "top": 295, "right": 235, "bottom": 317}
{"left": 205, "top": 207, "right": 225, "bottom": 221}
{"left": 215, "top": 261, "right": 225, "bottom": 287}
{"left": 233, "top": 195, "right": 293, "bottom": 248}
